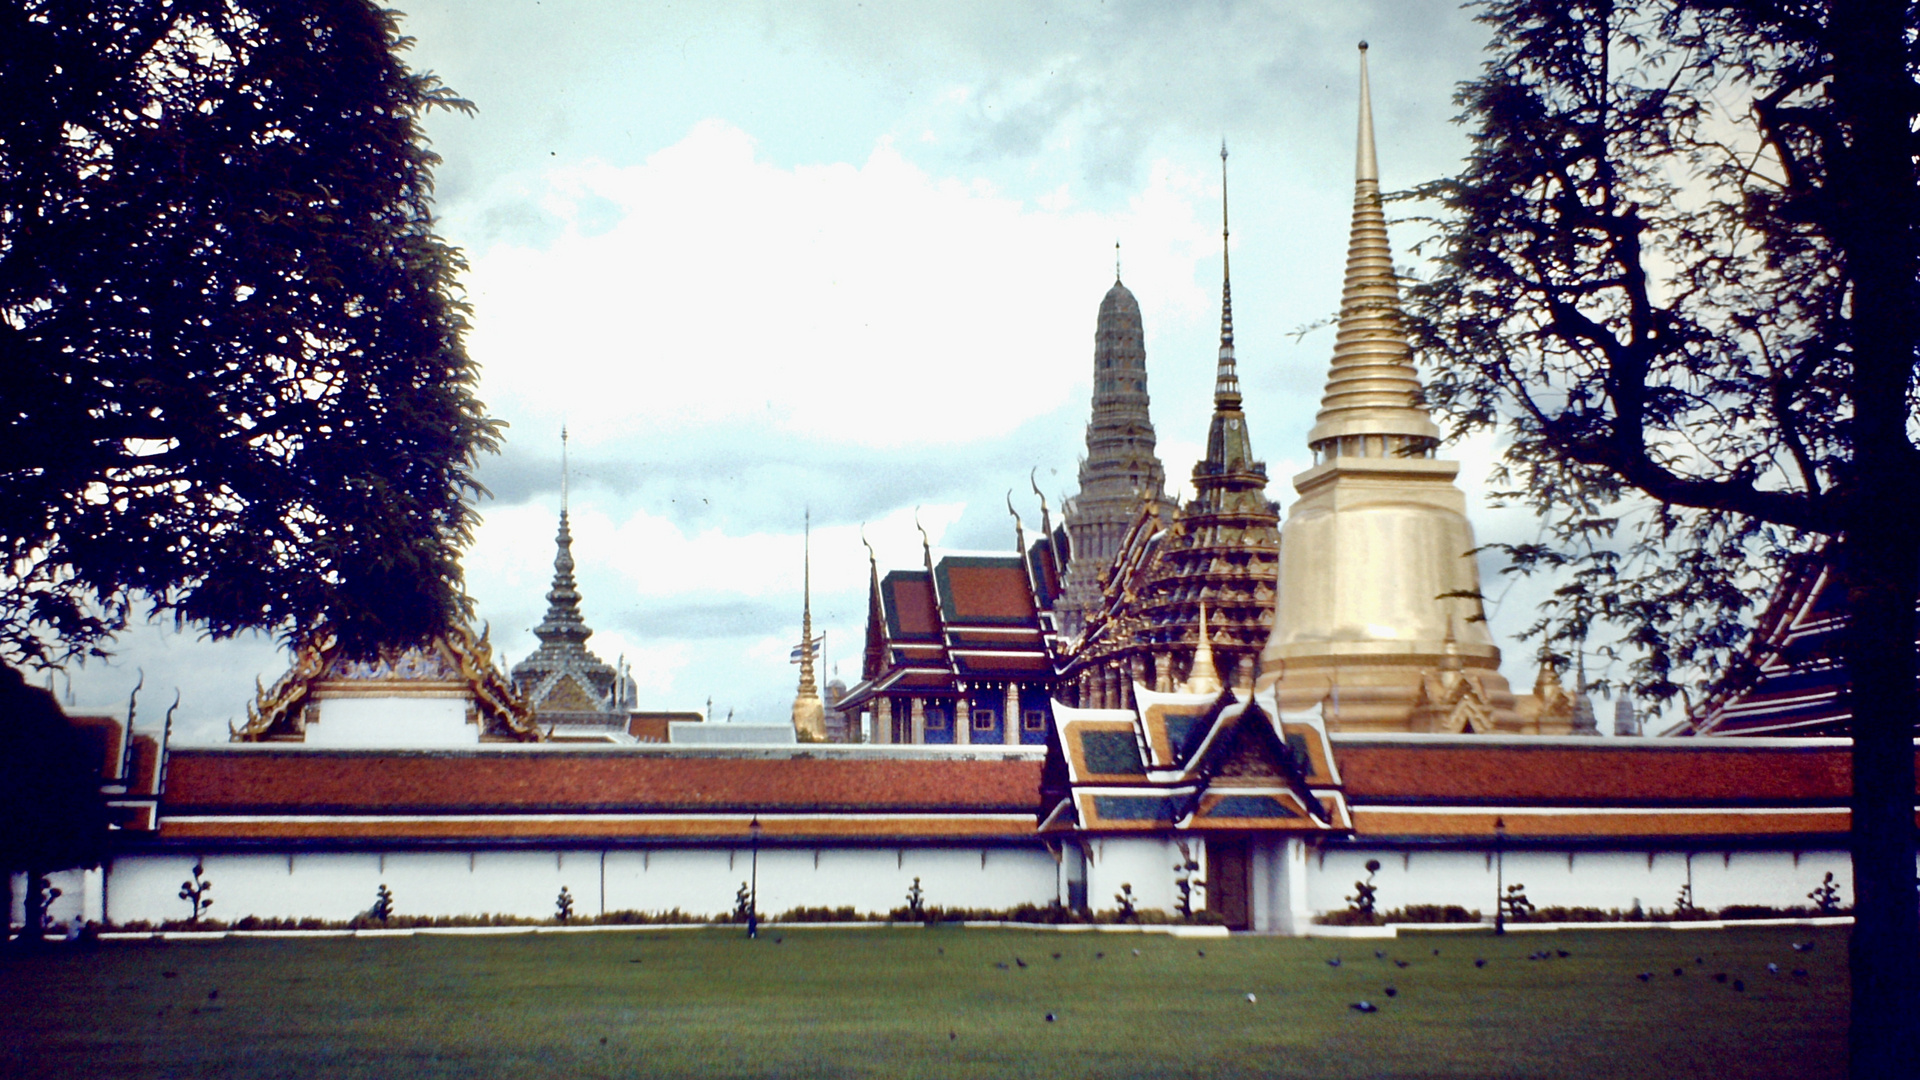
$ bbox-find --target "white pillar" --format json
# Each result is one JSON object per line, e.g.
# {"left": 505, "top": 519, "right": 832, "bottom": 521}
{"left": 1004, "top": 682, "right": 1021, "bottom": 744}
{"left": 1277, "top": 838, "right": 1311, "bottom": 935}
{"left": 874, "top": 698, "right": 892, "bottom": 744}
{"left": 910, "top": 697, "right": 925, "bottom": 744}
{"left": 955, "top": 688, "right": 972, "bottom": 745}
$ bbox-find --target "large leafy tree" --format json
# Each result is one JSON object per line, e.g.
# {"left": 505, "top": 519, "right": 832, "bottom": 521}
{"left": 1, "top": 0, "right": 497, "bottom": 923}
{"left": 1408, "top": 1, "right": 1917, "bottom": 1073}
{"left": 0, "top": 0, "right": 499, "bottom": 668}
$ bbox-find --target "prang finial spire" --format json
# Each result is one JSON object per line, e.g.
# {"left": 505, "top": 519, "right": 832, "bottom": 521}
{"left": 1216, "top": 141, "right": 1240, "bottom": 407}
{"left": 1114, "top": 240, "right": 1122, "bottom": 282}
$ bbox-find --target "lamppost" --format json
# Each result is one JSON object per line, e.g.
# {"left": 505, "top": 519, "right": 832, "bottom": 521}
{"left": 1493, "top": 815, "right": 1507, "bottom": 936}
{"left": 747, "top": 814, "right": 762, "bottom": 939}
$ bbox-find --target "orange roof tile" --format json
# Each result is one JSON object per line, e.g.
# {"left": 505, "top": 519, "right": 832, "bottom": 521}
{"left": 1335, "top": 741, "right": 1861, "bottom": 803}
{"left": 162, "top": 750, "right": 1044, "bottom": 816}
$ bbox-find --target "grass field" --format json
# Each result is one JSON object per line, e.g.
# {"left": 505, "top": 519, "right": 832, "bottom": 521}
{"left": 1, "top": 924, "right": 1847, "bottom": 1079}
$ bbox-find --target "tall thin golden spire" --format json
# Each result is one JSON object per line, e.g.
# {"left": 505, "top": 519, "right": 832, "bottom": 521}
{"left": 791, "top": 508, "right": 825, "bottom": 739}
{"left": 1216, "top": 141, "right": 1240, "bottom": 407}
{"left": 1305, "top": 42, "right": 1440, "bottom": 454}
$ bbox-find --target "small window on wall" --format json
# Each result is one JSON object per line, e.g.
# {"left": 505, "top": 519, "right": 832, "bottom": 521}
{"left": 925, "top": 707, "right": 948, "bottom": 730}
{"left": 972, "top": 707, "right": 996, "bottom": 731}
{"left": 1023, "top": 709, "right": 1046, "bottom": 732}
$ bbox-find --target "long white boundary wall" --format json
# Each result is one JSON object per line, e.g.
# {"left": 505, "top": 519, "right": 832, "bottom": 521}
{"left": 9, "top": 841, "right": 1862, "bottom": 932}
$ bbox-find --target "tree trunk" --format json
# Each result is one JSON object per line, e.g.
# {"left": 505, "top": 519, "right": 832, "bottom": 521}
{"left": 1842, "top": 540, "right": 1920, "bottom": 1080}
{"left": 19, "top": 869, "right": 46, "bottom": 951}
{"left": 1832, "top": 4, "right": 1920, "bottom": 1077}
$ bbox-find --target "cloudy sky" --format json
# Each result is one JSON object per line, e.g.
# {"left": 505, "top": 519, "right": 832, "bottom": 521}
{"left": 66, "top": 0, "right": 1612, "bottom": 743}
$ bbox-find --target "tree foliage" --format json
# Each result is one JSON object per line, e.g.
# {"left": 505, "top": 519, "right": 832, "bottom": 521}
{"left": 1407, "top": 3, "right": 1918, "bottom": 1074}
{"left": 0, "top": 0, "right": 500, "bottom": 666}
{"left": 1407, "top": 0, "right": 1917, "bottom": 707}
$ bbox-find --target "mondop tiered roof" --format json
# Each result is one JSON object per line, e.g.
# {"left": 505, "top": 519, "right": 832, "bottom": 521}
{"left": 1066, "top": 145, "right": 1281, "bottom": 705}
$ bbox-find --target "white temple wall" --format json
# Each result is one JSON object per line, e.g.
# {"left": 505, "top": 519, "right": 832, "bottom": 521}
{"left": 91, "top": 844, "right": 1060, "bottom": 925}
{"left": 8, "top": 869, "right": 97, "bottom": 929}
{"left": 1084, "top": 837, "right": 1182, "bottom": 914}
{"left": 25, "top": 841, "right": 1867, "bottom": 930}
{"left": 1307, "top": 846, "right": 1853, "bottom": 917}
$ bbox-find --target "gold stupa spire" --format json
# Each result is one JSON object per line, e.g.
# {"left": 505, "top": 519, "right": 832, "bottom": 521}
{"left": 1305, "top": 41, "right": 1441, "bottom": 453}
{"left": 791, "top": 509, "right": 826, "bottom": 740}
{"left": 1184, "top": 602, "right": 1223, "bottom": 695}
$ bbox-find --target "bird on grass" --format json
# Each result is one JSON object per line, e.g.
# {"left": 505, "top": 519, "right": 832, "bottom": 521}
{"left": 1556, "top": 950, "right": 1570, "bottom": 958}
{"left": 1713, "top": 973, "right": 1728, "bottom": 983}
{"left": 1132, "top": 948, "right": 1141, "bottom": 956}
{"left": 1474, "top": 959, "right": 1487, "bottom": 968}
{"left": 1793, "top": 968, "right": 1809, "bottom": 978}
{"left": 1375, "top": 950, "right": 1386, "bottom": 959}
{"left": 1637, "top": 973, "right": 1654, "bottom": 982}
{"left": 1197, "top": 950, "right": 1206, "bottom": 958}
{"left": 1245, "top": 993, "right": 1257, "bottom": 1004}
{"left": 1051, "top": 952, "right": 1061, "bottom": 960}
{"left": 1767, "top": 963, "right": 1780, "bottom": 975}
{"left": 1394, "top": 960, "right": 1409, "bottom": 968}
{"left": 600, "top": 1037, "right": 607, "bottom": 1045}
{"left": 995, "top": 962, "right": 1009, "bottom": 970}
{"left": 1673, "top": 968, "right": 1684, "bottom": 977}
{"left": 1384, "top": 987, "right": 1397, "bottom": 998}
{"left": 1792, "top": 941, "right": 1815, "bottom": 953}
{"left": 1045, "top": 1013, "right": 1057, "bottom": 1023}
{"left": 1733, "top": 979, "right": 1745, "bottom": 992}
{"left": 950, "top": 1031, "right": 956, "bottom": 1040}
{"left": 1014, "top": 957, "right": 1028, "bottom": 968}
{"left": 207, "top": 989, "right": 218, "bottom": 1001}
{"left": 1095, "top": 952, "right": 1104, "bottom": 960}
{"left": 1431, "top": 949, "right": 1441, "bottom": 956}
{"left": 1327, "top": 958, "right": 1342, "bottom": 967}
{"left": 1350, "top": 1001, "right": 1378, "bottom": 1013}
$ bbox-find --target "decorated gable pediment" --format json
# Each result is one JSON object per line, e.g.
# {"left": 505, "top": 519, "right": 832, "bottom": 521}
{"left": 1039, "top": 685, "right": 1349, "bottom": 836}
{"left": 233, "top": 625, "right": 540, "bottom": 743}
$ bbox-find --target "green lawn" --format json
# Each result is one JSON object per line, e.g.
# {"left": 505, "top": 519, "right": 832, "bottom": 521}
{"left": 2, "top": 924, "right": 1846, "bottom": 1079}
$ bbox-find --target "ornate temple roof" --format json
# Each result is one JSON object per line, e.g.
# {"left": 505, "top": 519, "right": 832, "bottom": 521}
{"left": 510, "top": 507, "right": 622, "bottom": 726}
{"left": 837, "top": 531, "right": 1062, "bottom": 717}
{"left": 1686, "top": 550, "right": 1919, "bottom": 737}
{"left": 1039, "top": 687, "right": 1349, "bottom": 835}
{"left": 231, "top": 625, "right": 541, "bottom": 743}
{"left": 1066, "top": 148, "right": 1280, "bottom": 695}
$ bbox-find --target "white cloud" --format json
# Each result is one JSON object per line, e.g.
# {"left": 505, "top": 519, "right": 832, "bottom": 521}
{"left": 454, "top": 120, "right": 1217, "bottom": 451}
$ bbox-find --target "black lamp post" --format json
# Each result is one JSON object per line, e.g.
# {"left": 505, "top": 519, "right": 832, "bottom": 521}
{"left": 747, "top": 814, "right": 762, "bottom": 939}
{"left": 1493, "top": 815, "right": 1507, "bottom": 936}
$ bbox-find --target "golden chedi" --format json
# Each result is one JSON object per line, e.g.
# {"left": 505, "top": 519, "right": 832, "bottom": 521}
{"left": 1257, "top": 44, "right": 1564, "bottom": 734}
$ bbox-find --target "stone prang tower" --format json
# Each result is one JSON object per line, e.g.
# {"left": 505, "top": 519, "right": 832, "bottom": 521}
{"left": 1057, "top": 258, "right": 1177, "bottom": 639}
